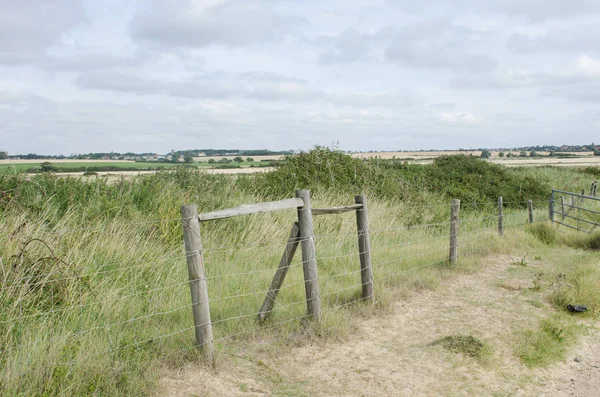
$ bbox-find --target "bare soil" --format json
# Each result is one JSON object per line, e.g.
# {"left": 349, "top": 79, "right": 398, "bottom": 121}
{"left": 160, "top": 255, "right": 599, "bottom": 396}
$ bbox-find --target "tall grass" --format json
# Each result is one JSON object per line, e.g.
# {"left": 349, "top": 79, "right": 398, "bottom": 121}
{"left": 0, "top": 150, "right": 591, "bottom": 395}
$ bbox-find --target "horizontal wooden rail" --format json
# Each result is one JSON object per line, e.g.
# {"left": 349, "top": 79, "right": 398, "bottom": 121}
{"left": 312, "top": 204, "right": 363, "bottom": 215}
{"left": 198, "top": 198, "right": 304, "bottom": 222}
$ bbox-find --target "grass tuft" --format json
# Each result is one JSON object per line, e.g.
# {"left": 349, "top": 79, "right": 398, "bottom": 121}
{"left": 517, "top": 315, "right": 579, "bottom": 367}
{"left": 431, "top": 334, "right": 487, "bottom": 359}
{"left": 526, "top": 222, "right": 557, "bottom": 245}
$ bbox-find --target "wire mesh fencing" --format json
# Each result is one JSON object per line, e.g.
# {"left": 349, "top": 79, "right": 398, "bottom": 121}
{"left": 0, "top": 196, "right": 550, "bottom": 378}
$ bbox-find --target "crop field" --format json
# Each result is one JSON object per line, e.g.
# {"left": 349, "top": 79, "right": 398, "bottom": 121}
{"left": 1, "top": 150, "right": 600, "bottom": 395}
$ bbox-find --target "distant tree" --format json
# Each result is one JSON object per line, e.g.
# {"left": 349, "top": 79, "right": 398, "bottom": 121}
{"left": 171, "top": 153, "right": 180, "bottom": 163}
{"left": 498, "top": 152, "right": 505, "bottom": 157}
{"left": 245, "top": 157, "right": 254, "bottom": 162}
{"left": 529, "top": 150, "right": 537, "bottom": 157}
{"left": 519, "top": 151, "right": 528, "bottom": 157}
{"left": 183, "top": 154, "right": 194, "bottom": 164}
{"left": 233, "top": 156, "right": 244, "bottom": 163}
{"left": 594, "top": 148, "right": 600, "bottom": 157}
{"left": 40, "top": 162, "right": 56, "bottom": 172}
{"left": 0, "top": 150, "right": 7, "bottom": 160}
{"left": 480, "top": 150, "right": 491, "bottom": 159}
{"left": 208, "top": 159, "right": 216, "bottom": 164}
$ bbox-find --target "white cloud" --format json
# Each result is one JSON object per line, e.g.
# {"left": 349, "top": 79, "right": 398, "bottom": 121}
{"left": 440, "top": 112, "right": 481, "bottom": 125}
{"left": 576, "top": 55, "right": 600, "bottom": 78}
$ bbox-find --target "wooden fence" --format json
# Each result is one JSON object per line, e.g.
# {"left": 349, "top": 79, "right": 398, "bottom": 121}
{"left": 180, "top": 191, "right": 538, "bottom": 362}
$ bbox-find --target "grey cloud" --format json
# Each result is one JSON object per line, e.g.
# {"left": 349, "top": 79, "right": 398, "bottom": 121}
{"left": 0, "top": 0, "right": 85, "bottom": 65}
{"left": 384, "top": 20, "right": 496, "bottom": 71}
{"left": 76, "top": 70, "right": 324, "bottom": 102}
{"left": 44, "top": 53, "right": 144, "bottom": 72}
{"left": 327, "top": 91, "right": 419, "bottom": 109}
{"left": 508, "top": 25, "right": 600, "bottom": 54}
{"left": 78, "top": 71, "right": 163, "bottom": 95}
{"left": 130, "top": 0, "right": 305, "bottom": 48}
{"left": 542, "top": 82, "right": 600, "bottom": 103}
{"left": 318, "top": 29, "right": 370, "bottom": 64}
{"left": 384, "top": 42, "right": 495, "bottom": 71}
{"left": 450, "top": 69, "right": 600, "bottom": 103}
{"left": 386, "top": 0, "right": 600, "bottom": 22}
{"left": 318, "top": 19, "right": 496, "bottom": 71}
{"left": 449, "top": 69, "right": 588, "bottom": 91}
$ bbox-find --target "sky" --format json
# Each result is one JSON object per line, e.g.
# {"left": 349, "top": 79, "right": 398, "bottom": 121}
{"left": 1, "top": 0, "right": 600, "bottom": 155}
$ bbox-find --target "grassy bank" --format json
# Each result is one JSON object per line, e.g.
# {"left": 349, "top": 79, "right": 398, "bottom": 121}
{"left": 0, "top": 149, "right": 598, "bottom": 395}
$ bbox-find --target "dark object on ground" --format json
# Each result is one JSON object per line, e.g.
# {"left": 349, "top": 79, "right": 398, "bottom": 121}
{"left": 567, "top": 305, "right": 588, "bottom": 313}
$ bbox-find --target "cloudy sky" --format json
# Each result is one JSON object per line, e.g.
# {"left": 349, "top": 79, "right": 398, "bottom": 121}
{"left": 1, "top": 0, "right": 600, "bottom": 155}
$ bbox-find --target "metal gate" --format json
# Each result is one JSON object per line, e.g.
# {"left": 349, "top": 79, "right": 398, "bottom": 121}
{"left": 550, "top": 188, "right": 600, "bottom": 233}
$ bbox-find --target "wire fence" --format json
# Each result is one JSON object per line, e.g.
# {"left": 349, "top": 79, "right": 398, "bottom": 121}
{"left": 0, "top": 197, "right": 550, "bottom": 376}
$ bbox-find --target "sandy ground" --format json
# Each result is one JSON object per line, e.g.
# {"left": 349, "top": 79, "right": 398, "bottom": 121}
{"left": 160, "top": 255, "right": 600, "bottom": 397}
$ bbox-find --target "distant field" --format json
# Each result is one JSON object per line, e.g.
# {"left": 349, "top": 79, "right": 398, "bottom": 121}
{"left": 0, "top": 160, "right": 271, "bottom": 173}
{"left": 350, "top": 151, "right": 596, "bottom": 160}
{"left": 2, "top": 151, "right": 598, "bottom": 175}
{"left": 194, "top": 155, "right": 284, "bottom": 162}
{"left": 0, "top": 160, "right": 181, "bottom": 173}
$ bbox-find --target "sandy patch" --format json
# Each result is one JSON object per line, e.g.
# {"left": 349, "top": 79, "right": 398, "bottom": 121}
{"left": 159, "top": 255, "right": 600, "bottom": 396}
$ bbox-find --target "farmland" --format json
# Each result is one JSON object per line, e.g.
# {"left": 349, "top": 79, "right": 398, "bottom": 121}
{"left": 2, "top": 151, "right": 599, "bottom": 184}
{"left": 1, "top": 149, "right": 600, "bottom": 395}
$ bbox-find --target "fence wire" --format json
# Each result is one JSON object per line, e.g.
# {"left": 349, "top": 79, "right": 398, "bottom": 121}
{"left": 1, "top": 200, "right": 545, "bottom": 378}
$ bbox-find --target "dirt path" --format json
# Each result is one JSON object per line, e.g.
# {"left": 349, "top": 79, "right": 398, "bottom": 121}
{"left": 160, "top": 256, "right": 599, "bottom": 396}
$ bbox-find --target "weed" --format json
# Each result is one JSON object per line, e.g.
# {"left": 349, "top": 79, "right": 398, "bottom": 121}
{"left": 431, "top": 335, "right": 487, "bottom": 359}
{"left": 509, "top": 253, "right": 528, "bottom": 266}
{"left": 530, "top": 272, "right": 544, "bottom": 292}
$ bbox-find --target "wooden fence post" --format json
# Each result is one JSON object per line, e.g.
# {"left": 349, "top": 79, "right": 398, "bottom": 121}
{"left": 449, "top": 199, "right": 460, "bottom": 265}
{"left": 560, "top": 196, "right": 565, "bottom": 220}
{"left": 295, "top": 190, "right": 322, "bottom": 320}
{"left": 498, "top": 196, "right": 504, "bottom": 236}
{"left": 258, "top": 222, "right": 301, "bottom": 322}
{"left": 181, "top": 204, "right": 214, "bottom": 365}
{"left": 355, "top": 195, "right": 374, "bottom": 303}
{"left": 528, "top": 200, "right": 534, "bottom": 224}
{"left": 549, "top": 191, "right": 555, "bottom": 222}
{"left": 594, "top": 181, "right": 597, "bottom": 197}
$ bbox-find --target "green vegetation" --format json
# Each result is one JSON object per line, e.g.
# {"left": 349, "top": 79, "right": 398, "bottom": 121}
{"left": 1, "top": 147, "right": 598, "bottom": 395}
{"left": 517, "top": 315, "right": 579, "bottom": 367}
{"left": 244, "top": 148, "right": 550, "bottom": 208}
